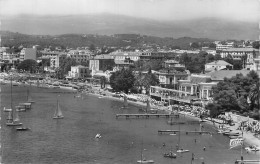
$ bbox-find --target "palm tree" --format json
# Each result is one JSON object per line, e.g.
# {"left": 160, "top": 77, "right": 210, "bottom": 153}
{"left": 248, "top": 82, "right": 260, "bottom": 111}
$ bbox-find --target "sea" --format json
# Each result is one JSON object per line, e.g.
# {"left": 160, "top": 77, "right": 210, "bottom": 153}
{"left": 0, "top": 84, "right": 259, "bottom": 164}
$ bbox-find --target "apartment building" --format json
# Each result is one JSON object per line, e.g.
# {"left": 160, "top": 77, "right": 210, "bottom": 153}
{"left": 40, "top": 51, "right": 67, "bottom": 69}
{"left": 20, "top": 48, "right": 37, "bottom": 61}
{"left": 67, "top": 50, "right": 93, "bottom": 63}
{"left": 68, "top": 65, "right": 90, "bottom": 78}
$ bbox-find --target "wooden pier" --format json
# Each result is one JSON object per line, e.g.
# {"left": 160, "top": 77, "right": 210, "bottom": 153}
{"left": 235, "top": 159, "right": 260, "bottom": 164}
{"left": 116, "top": 113, "right": 178, "bottom": 119}
{"left": 158, "top": 130, "right": 211, "bottom": 135}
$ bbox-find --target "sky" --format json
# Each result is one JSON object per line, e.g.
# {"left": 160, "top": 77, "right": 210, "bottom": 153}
{"left": 0, "top": 0, "right": 259, "bottom": 22}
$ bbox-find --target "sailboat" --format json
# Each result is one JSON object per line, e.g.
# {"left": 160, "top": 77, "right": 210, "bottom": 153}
{"left": 27, "top": 88, "right": 35, "bottom": 103}
{"left": 137, "top": 141, "right": 154, "bottom": 164}
{"left": 123, "top": 94, "right": 128, "bottom": 108}
{"left": 53, "top": 99, "right": 64, "bottom": 119}
{"left": 6, "top": 75, "right": 23, "bottom": 126}
{"left": 164, "top": 146, "right": 177, "bottom": 158}
{"left": 176, "top": 123, "right": 189, "bottom": 153}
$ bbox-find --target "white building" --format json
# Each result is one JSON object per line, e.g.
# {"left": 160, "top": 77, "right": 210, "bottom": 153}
{"left": 110, "top": 51, "right": 141, "bottom": 61}
{"left": 68, "top": 65, "right": 89, "bottom": 79}
{"left": 40, "top": 51, "right": 67, "bottom": 69}
{"left": 67, "top": 50, "right": 93, "bottom": 63}
{"left": 216, "top": 42, "right": 234, "bottom": 50}
{"left": 205, "top": 60, "right": 233, "bottom": 72}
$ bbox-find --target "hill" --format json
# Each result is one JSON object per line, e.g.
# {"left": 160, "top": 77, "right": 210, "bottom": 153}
{"left": 1, "top": 14, "right": 258, "bottom": 40}
{"left": 0, "top": 31, "right": 213, "bottom": 49}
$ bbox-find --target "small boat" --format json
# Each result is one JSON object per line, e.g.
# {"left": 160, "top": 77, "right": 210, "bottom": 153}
{"left": 137, "top": 159, "right": 154, "bottom": 163}
{"left": 3, "top": 107, "right": 12, "bottom": 112}
{"left": 177, "top": 149, "right": 190, "bottom": 153}
{"left": 226, "top": 131, "right": 240, "bottom": 136}
{"left": 16, "top": 127, "right": 30, "bottom": 131}
{"left": 95, "top": 133, "right": 101, "bottom": 139}
{"left": 137, "top": 140, "right": 154, "bottom": 164}
{"left": 53, "top": 99, "right": 64, "bottom": 119}
{"left": 218, "top": 129, "right": 231, "bottom": 134}
{"left": 6, "top": 110, "right": 23, "bottom": 126}
{"left": 245, "top": 145, "right": 259, "bottom": 152}
{"left": 176, "top": 123, "right": 189, "bottom": 153}
{"left": 164, "top": 151, "right": 177, "bottom": 158}
{"left": 26, "top": 88, "right": 35, "bottom": 103}
{"left": 229, "top": 135, "right": 244, "bottom": 139}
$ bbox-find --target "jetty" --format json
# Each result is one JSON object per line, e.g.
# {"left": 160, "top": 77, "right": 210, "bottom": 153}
{"left": 235, "top": 159, "right": 260, "bottom": 164}
{"left": 158, "top": 130, "right": 211, "bottom": 135}
{"left": 116, "top": 113, "right": 179, "bottom": 119}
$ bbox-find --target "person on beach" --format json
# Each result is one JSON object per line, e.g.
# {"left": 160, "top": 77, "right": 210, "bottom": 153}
{"left": 203, "top": 146, "right": 206, "bottom": 151}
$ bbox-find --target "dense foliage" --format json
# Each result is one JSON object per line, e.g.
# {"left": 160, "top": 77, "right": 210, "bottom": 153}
{"left": 208, "top": 71, "right": 260, "bottom": 117}
{"left": 109, "top": 69, "right": 135, "bottom": 93}
{"left": 17, "top": 59, "right": 38, "bottom": 73}
{"left": 55, "top": 58, "right": 77, "bottom": 79}
{"left": 179, "top": 51, "right": 215, "bottom": 73}
{"left": 134, "top": 68, "right": 159, "bottom": 94}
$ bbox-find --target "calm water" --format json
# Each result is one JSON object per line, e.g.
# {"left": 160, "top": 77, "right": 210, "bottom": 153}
{"left": 1, "top": 84, "right": 259, "bottom": 164}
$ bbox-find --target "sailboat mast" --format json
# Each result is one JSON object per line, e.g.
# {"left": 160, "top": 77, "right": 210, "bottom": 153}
{"left": 240, "top": 131, "right": 244, "bottom": 162}
{"left": 178, "top": 123, "right": 180, "bottom": 148}
{"left": 10, "top": 74, "right": 13, "bottom": 121}
{"left": 27, "top": 88, "right": 29, "bottom": 101}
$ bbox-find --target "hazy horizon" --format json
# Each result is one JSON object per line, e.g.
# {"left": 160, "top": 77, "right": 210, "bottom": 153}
{"left": 1, "top": 0, "right": 259, "bottom": 22}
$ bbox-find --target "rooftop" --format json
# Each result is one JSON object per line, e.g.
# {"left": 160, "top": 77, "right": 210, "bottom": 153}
{"left": 206, "top": 70, "right": 260, "bottom": 81}
{"left": 206, "top": 60, "right": 233, "bottom": 66}
{"left": 223, "top": 48, "right": 259, "bottom": 52}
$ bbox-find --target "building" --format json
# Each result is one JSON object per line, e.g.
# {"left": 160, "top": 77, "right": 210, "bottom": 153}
{"left": 67, "top": 50, "right": 93, "bottom": 63}
{"left": 68, "top": 65, "right": 90, "bottom": 79}
{"left": 40, "top": 51, "right": 67, "bottom": 69}
{"left": 153, "top": 69, "right": 190, "bottom": 88}
{"left": 216, "top": 42, "right": 234, "bottom": 50}
{"left": 89, "top": 54, "right": 115, "bottom": 71}
{"left": 110, "top": 51, "right": 141, "bottom": 61}
{"left": 206, "top": 70, "right": 260, "bottom": 82}
{"left": 205, "top": 60, "right": 233, "bottom": 72}
{"left": 164, "top": 60, "right": 185, "bottom": 69}
{"left": 20, "top": 48, "right": 37, "bottom": 61}
{"left": 252, "top": 50, "right": 260, "bottom": 71}
{"left": 220, "top": 48, "right": 259, "bottom": 69}
{"left": 140, "top": 51, "right": 176, "bottom": 61}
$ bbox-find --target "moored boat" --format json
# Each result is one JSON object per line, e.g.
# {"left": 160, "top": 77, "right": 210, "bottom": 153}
{"left": 16, "top": 127, "right": 30, "bottom": 131}
{"left": 53, "top": 98, "right": 64, "bottom": 119}
{"left": 245, "top": 145, "right": 259, "bottom": 152}
{"left": 164, "top": 151, "right": 177, "bottom": 158}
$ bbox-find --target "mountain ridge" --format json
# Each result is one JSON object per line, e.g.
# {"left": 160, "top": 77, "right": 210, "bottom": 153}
{"left": 1, "top": 13, "right": 259, "bottom": 40}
